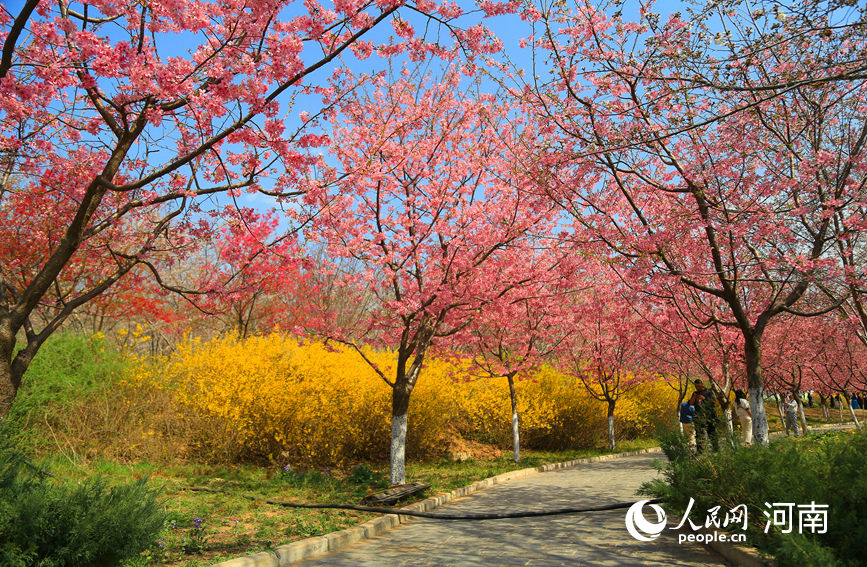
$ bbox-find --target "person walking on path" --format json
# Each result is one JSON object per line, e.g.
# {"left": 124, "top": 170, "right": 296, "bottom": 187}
{"left": 734, "top": 389, "right": 752, "bottom": 446}
{"left": 690, "top": 379, "right": 719, "bottom": 453}
{"left": 783, "top": 392, "right": 800, "bottom": 437}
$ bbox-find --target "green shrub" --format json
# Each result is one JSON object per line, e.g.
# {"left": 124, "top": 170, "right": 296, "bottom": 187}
{"left": 0, "top": 436, "right": 167, "bottom": 566}
{"left": 641, "top": 428, "right": 867, "bottom": 567}
{"left": 348, "top": 464, "right": 375, "bottom": 484}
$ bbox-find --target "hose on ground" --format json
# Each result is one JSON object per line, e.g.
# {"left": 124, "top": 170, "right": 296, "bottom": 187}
{"left": 180, "top": 486, "right": 661, "bottom": 520}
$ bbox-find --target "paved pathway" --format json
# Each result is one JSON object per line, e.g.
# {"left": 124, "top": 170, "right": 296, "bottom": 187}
{"left": 295, "top": 453, "right": 728, "bottom": 566}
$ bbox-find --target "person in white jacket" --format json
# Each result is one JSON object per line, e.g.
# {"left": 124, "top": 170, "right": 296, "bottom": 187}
{"left": 734, "top": 389, "right": 752, "bottom": 446}
{"left": 783, "top": 392, "right": 800, "bottom": 437}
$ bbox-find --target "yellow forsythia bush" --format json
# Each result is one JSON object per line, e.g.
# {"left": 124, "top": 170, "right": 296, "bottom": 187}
{"left": 461, "top": 367, "right": 680, "bottom": 450}
{"left": 616, "top": 379, "right": 682, "bottom": 438}
{"left": 128, "top": 333, "right": 679, "bottom": 466}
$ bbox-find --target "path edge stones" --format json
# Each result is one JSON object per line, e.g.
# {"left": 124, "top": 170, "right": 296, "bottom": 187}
{"left": 211, "top": 447, "right": 663, "bottom": 567}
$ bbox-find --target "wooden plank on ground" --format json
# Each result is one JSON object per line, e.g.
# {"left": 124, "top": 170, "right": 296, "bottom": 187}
{"left": 362, "top": 482, "right": 431, "bottom": 505}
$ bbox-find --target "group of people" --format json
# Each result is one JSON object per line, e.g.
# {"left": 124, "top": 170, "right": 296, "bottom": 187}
{"left": 790, "top": 390, "right": 865, "bottom": 411}
{"left": 829, "top": 392, "right": 866, "bottom": 410}
{"left": 681, "top": 381, "right": 867, "bottom": 453}
{"left": 679, "top": 379, "right": 722, "bottom": 453}
{"left": 679, "top": 381, "right": 805, "bottom": 453}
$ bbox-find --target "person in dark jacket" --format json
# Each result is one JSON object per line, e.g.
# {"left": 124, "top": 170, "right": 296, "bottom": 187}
{"left": 690, "top": 379, "right": 719, "bottom": 454}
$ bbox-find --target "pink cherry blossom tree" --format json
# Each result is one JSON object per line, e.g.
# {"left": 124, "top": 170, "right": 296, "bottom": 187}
{"left": 454, "top": 254, "right": 578, "bottom": 462}
{"left": 639, "top": 297, "right": 744, "bottom": 439}
{"left": 518, "top": 0, "right": 867, "bottom": 445}
{"left": 0, "top": 0, "right": 510, "bottom": 417}
{"left": 189, "top": 207, "right": 309, "bottom": 338}
{"left": 556, "top": 278, "right": 654, "bottom": 451}
{"left": 794, "top": 315, "right": 867, "bottom": 429}
{"left": 762, "top": 315, "right": 829, "bottom": 434}
{"left": 306, "top": 66, "right": 556, "bottom": 483}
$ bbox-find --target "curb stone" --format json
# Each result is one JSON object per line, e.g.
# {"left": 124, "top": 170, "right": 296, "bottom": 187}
{"left": 708, "top": 541, "right": 774, "bottom": 567}
{"left": 211, "top": 447, "right": 663, "bottom": 566}
{"left": 669, "top": 518, "right": 775, "bottom": 567}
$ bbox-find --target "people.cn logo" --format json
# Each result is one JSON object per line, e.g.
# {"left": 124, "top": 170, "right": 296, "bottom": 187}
{"left": 625, "top": 500, "right": 668, "bottom": 541}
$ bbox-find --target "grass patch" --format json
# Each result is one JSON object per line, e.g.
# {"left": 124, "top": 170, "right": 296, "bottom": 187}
{"left": 4, "top": 333, "right": 126, "bottom": 449}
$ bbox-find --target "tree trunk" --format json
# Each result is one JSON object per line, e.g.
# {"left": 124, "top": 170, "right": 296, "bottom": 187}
{"left": 775, "top": 394, "right": 787, "bottom": 432}
{"left": 390, "top": 383, "right": 411, "bottom": 485}
{"left": 0, "top": 325, "right": 20, "bottom": 420}
{"left": 607, "top": 399, "right": 616, "bottom": 451}
{"left": 848, "top": 402, "right": 861, "bottom": 429}
{"left": 723, "top": 407, "right": 734, "bottom": 442}
{"left": 744, "top": 335, "right": 770, "bottom": 445}
{"left": 719, "top": 360, "right": 734, "bottom": 444}
{"left": 387, "top": 323, "right": 436, "bottom": 486}
{"left": 506, "top": 372, "right": 521, "bottom": 463}
{"left": 796, "top": 398, "right": 809, "bottom": 434}
{"left": 0, "top": 362, "right": 16, "bottom": 420}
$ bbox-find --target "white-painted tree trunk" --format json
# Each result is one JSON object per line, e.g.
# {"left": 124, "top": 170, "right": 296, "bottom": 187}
{"left": 511, "top": 410, "right": 520, "bottom": 462}
{"left": 607, "top": 400, "right": 616, "bottom": 451}
{"left": 796, "top": 398, "right": 809, "bottom": 434}
{"left": 848, "top": 403, "right": 861, "bottom": 429}
{"left": 388, "top": 351, "right": 424, "bottom": 487}
{"left": 821, "top": 401, "right": 830, "bottom": 422}
{"left": 389, "top": 413, "right": 408, "bottom": 485}
{"left": 507, "top": 373, "right": 521, "bottom": 463}
{"left": 723, "top": 408, "right": 734, "bottom": 441}
{"left": 745, "top": 336, "right": 770, "bottom": 445}
{"left": 749, "top": 388, "right": 769, "bottom": 446}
